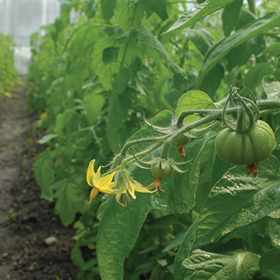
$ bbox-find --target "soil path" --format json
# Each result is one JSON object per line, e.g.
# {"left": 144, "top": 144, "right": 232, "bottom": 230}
{"left": 0, "top": 80, "right": 78, "bottom": 280}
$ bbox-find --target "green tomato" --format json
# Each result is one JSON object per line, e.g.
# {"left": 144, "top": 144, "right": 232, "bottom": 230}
{"left": 215, "top": 120, "right": 277, "bottom": 165}
{"left": 172, "top": 134, "right": 191, "bottom": 147}
{"left": 151, "top": 159, "right": 173, "bottom": 178}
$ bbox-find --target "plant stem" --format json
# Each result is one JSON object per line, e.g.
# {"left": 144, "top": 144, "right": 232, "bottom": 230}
{"left": 127, "top": 142, "right": 163, "bottom": 164}
{"left": 176, "top": 100, "right": 280, "bottom": 127}
{"left": 120, "top": 135, "right": 169, "bottom": 157}
{"left": 257, "top": 100, "right": 280, "bottom": 110}
{"left": 161, "top": 112, "right": 221, "bottom": 158}
{"left": 248, "top": 0, "right": 256, "bottom": 15}
{"left": 176, "top": 109, "right": 220, "bottom": 127}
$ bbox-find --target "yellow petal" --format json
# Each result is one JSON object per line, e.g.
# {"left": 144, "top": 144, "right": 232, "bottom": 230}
{"left": 86, "top": 159, "right": 96, "bottom": 186}
{"left": 131, "top": 178, "right": 152, "bottom": 194}
{"left": 98, "top": 182, "right": 117, "bottom": 195}
{"left": 126, "top": 179, "right": 136, "bottom": 199}
{"left": 97, "top": 171, "right": 116, "bottom": 189}
{"left": 95, "top": 166, "right": 102, "bottom": 182}
{"left": 89, "top": 187, "right": 99, "bottom": 203}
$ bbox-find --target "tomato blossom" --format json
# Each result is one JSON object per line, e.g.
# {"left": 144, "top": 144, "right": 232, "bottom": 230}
{"left": 86, "top": 159, "right": 117, "bottom": 203}
{"left": 115, "top": 170, "right": 152, "bottom": 206}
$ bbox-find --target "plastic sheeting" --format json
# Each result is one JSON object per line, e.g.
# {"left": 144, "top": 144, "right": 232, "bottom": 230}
{"left": 0, "top": 0, "right": 62, "bottom": 75}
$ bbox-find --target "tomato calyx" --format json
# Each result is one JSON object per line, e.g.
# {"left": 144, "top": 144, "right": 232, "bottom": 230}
{"left": 222, "top": 87, "right": 260, "bottom": 133}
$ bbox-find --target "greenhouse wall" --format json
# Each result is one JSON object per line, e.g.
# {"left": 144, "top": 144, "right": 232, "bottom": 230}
{"left": 0, "top": 0, "right": 62, "bottom": 75}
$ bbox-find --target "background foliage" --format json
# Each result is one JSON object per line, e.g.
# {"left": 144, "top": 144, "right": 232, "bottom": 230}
{"left": 0, "top": 32, "right": 18, "bottom": 96}
{"left": 27, "top": 0, "right": 280, "bottom": 279}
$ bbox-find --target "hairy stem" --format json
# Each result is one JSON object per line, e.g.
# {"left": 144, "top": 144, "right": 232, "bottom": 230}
{"left": 162, "top": 112, "right": 221, "bottom": 158}
{"left": 120, "top": 135, "right": 169, "bottom": 157}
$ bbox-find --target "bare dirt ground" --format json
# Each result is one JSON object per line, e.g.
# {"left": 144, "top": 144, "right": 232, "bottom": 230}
{"left": 0, "top": 79, "right": 78, "bottom": 280}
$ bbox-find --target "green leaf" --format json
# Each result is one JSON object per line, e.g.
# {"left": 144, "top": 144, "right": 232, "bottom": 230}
{"left": 176, "top": 90, "right": 215, "bottom": 124}
{"left": 194, "top": 156, "right": 280, "bottom": 249}
{"left": 259, "top": 249, "right": 280, "bottom": 280}
{"left": 224, "top": 43, "right": 252, "bottom": 72}
{"left": 235, "top": 7, "right": 256, "bottom": 30}
{"left": 165, "top": 136, "right": 212, "bottom": 213}
{"left": 91, "top": 37, "right": 120, "bottom": 90}
{"left": 37, "top": 133, "right": 58, "bottom": 144}
{"left": 150, "top": 214, "right": 179, "bottom": 229}
{"left": 183, "top": 27, "right": 215, "bottom": 56}
{"left": 137, "top": 24, "right": 187, "bottom": 79}
{"left": 231, "top": 219, "right": 271, "bottom": 255}
{"left": 222, "top": 0, "right": 243, "bottom": 37}
{"left": 165, "top": 0, "right": 239, "bottom": 34}
{"left": 174, "top": 220, "right": 198, "bottom": 280}
{"left": 163, "top": 228, "right": 188, "bottom": 252}
{"left": 182, "top": 249, "right": 260, "bottom": 279}
{"left": 65, "top": 128, "right": 95, "bottom": 150}
{"left": 244, "top": 63, "right": 274, "bottom": 91}
{"left": 191, "top": 133, "right": 217, "bottom": 212}
{"left": 164, "top": 89, "right": 182, "bottom": 106}
{"left": 112, "top": 67, "right": 130, "bottom": 95}
{"left": 268, "top": 209, "right": 280, "bottom": 219}
{"left": 262, "top": 75, "right": 280, "bottom": 101}
{"left": 197, "top": 12, "right": 280, "bottom": 88}
{"left": 268, "top": 218, "right": 280, "bottom": 248}
{"left": 114, "top": 0, "right": 144, "bottom": 31}
{"left": 107, "top": 91, "right": 131, "bottom": 153}
{"left": 130, "top": 261, "right": 157, "bottom": 280}
{"left": 52, "top": 178, "right": 88, "bottom": 227}
{"left": 102, "top": 47, "right": 119, "bottom": 65}
{"left": 55, "top": 109, "right": 81, "bottom": 134}
{"left": 263, "top": 43, "right": 280, "bottom": 58}
{"left": 83, "top": 88, "right": 106, "bottom": 126}
{"left": 32, "top": 148, "right": 58, "bottom": 201}
{"left": 140, "top": 0, "right": 168, "bottom": 21}
{"left": 101, "top": 0, "right": 117, "bottom": 22}
{"left": 96, "top": 195, "right": 153, "bottom": 280}
{"left": 199, "top": 63, "right": 225, "bottom": 99}
{"left": 275, "top": 69, "right": 280, "bottom": 82}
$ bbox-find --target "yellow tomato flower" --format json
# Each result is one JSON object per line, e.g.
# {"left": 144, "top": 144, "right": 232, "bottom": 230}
{"left": 115, "top": 170, "right": 152, "bottom": 206}
{"left": 86, "top": 159, "right": 117, "bottom": 203}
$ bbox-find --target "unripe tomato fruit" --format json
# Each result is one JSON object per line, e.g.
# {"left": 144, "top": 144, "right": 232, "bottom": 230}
{"left": 151, "top": 159, "right": 173, "bottom": 178}
{"left": 215, "top": 120, "right": 277, "bottom": 165}
{"left": 172, "top": 134, "right": 191, "bottom": 148}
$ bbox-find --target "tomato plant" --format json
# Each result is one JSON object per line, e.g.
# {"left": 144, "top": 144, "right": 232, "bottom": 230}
{"left": 28, "top": 0, "right": 280, "bottom": 279}
{"left": 0, "top": 32, "right": 18, "bottom": 96}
